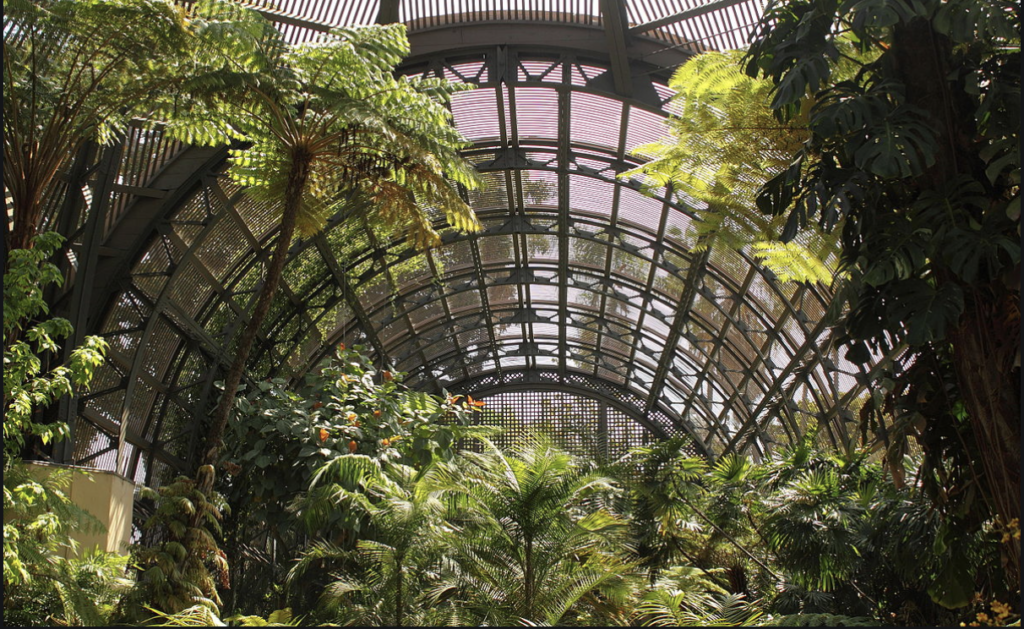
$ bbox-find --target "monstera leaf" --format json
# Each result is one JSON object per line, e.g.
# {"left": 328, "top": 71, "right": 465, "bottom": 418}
{"left": 885, "top": 279, "right": 964, "bottom": 346}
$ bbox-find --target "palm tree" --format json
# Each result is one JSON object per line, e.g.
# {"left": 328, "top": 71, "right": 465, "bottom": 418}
{"left": 187, "top": 13, "right": 481, "bottom": 468}
{"left": 614, "top": 436, "right": 710, "bottom": 582}
{"left": 287, "top": 456, "right": 456, "bottom": 627}
{"left": 427, "top": 438, "right": 635, "bottom": 625}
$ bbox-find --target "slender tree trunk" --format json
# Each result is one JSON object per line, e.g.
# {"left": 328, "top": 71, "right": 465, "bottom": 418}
{"left": 2, "top": 194, "right": 10, "bottom": 280}
{"left": 395, "top": 555, "right": 404, "bottom": 628}
{"left": 200, "top": 151, "right": 312, "bottom": 469}
{"left": 9, "top": 202, "right": 40, "bottom": 258}
{"left": 524, "top": 537, "right": 534, "bottom": 620}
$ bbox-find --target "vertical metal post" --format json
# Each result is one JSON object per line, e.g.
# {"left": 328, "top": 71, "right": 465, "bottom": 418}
{"left": 375, "top": 0, "right": 400, "bottom": 23}
{"left": 556, "top": 56, "right": 571, "bottom": 380}
{"left": 54, "top": 142, "right": 124, "bottom": 463}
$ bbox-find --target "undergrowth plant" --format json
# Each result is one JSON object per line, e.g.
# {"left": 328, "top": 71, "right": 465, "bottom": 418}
{"left": 3, "top": 231, "right": 117, "bottom": 625}
{"left": 217, "top": 344, "right": 495, "bottom": 617}
{"left": 122, "top": 466, "right": 230, "bottom": 621}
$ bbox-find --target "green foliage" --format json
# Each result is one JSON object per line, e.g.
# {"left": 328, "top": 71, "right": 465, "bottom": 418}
{"left": 4, "top": 545, "right": 132, "bottom": 627}
{"left": 612, "top": 436, "right": 709, "bottom": 578}
{"left": 145, "top": 604, "right": 303, "bottom": 626}
{"left": 287, "top": 460, "right": 453, "bottom": 627}
{"left": 618, "top": 436, "right": 1006, "bottom": 625}
{"left": 3, "top": 232, "right": 108, "bottom": 468}
{"left": 744, "top": 0, "right": 1021, "bottom": 594}
{"left": 751, "top": 241, "right": 836, "bottom": 285}
{"left": 123, "top": 466, "right": 231, "bottom": 620}
{"left": 759, "top": 612, "right": 877, "bottom": 626}
{"left": 138, "top": 429, "right": 1016, "bottom": 626}
{"left": 160, "top": 6, "right": 481, "bottom": 248}
{"left": 218, "top": 345, "right": 495, "bottom": 618}
{"left": 2, "top": 0, "right": 192, "bottom": 142}
{"left": 142, "top": 604, "right": 227, "bottom": 626}
{"left": 3, "top": 230, "right": 116, "bottom": 625}
{"left": 2, "top": 0, "right": 206, "bottom": 253}
{"left": 221, "top": 345, "right": 490, "bottom": 534}
{"left": 282, "top": 439, "right": 638, "bottom": 626}
{"left": 745, "top": 0, "right": 1020, "bottom": 351}
{"left": 760, "top": 465, "right": 867, "bottom": 592}
{"left": 3, "top": 463, "right": 130, "bottom": 626}
{"left": 190, "top": 5, "right": 483, "bottom": 471}
{"left": 635, "top": 588, "right": 762, "bottom": 627}
{"left": 625, "top": 50, "right": 842, "bottom": 285}
{"left": 428, "top": 438, "right": 635, "bottom": 626}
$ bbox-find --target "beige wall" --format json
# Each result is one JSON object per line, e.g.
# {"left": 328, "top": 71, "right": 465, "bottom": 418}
{"left": 24, "top": 462, "right": 136, "bottom": 558}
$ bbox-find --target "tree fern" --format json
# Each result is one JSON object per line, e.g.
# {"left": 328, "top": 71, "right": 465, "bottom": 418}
{"left": 751, "top": 240, "right": 837, "bottom": 285}
{"left": 2, "top": 0, "right": 252, "bottom": 263}
{"left": 182, "top": 9, "right": 483, "bottom": 467}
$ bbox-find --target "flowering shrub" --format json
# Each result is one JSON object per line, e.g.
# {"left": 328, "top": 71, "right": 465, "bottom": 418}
{"left": 220, "top": 344, "right": 485, "bottom": 513}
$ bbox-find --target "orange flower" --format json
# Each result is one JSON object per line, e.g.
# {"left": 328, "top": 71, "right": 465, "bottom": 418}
{"left": 347, "top": 412, "right": 358, "bottom": 423}
{"left": 373, "top": 409, "right": 382, "bottom": 418}
{"left": 467, "top": 395, "right": 485, "bottom": 408}
{"left": 447, "top": 395, "right": 463, "bottom": 404}
{"left": 382, "top": 370, "right": 393, "bottom": 382}
{"left": 348, "top": 440, "right": 358, "bottom": 453}
{"left": 338, "top": 342, "right": 346, "bottom": 351}
{"left": 319, "top": 428, "right": 329, "bottom": 443}
{"left": 381, "top": 438, "right": 390, "bottom": 447}
{"left": 312, "top": 401, "right": 323, "bottom": 410}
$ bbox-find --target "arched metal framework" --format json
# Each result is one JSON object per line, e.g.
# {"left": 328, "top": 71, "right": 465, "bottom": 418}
{"left": 43, "top": 0, "right": 893, "bottom": 486}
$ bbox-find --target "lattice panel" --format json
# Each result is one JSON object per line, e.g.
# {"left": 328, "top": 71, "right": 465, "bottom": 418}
{"left": 470, "top": 390, "right": 652, "bottom": 461}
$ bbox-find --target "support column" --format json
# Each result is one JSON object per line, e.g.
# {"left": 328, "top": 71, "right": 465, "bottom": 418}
{"left": 55, "top": 142, "right": 124, "bottom": 463}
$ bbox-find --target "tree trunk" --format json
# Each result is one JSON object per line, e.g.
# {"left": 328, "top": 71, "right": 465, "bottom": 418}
{"left": 894, "top": 18, "right": 1021, "bottom": 589}
{"left": 3, "top": 183, "right": 42, "bottom": 352}
{"left": 949, "top": 285, "right": 1021, "bottom": 586}
{"left": 200, "top": 151, "right": 312, "bottom": 469}
{"left": 2, "top": 195, "right": 10, "bottom": 279}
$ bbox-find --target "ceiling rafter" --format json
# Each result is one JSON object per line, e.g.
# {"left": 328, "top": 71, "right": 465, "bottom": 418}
{"left": 718, "top": 312, "right": 836, "bottom": 454}
{"left": 313, "top": 232, "right": 391, "bottom": 363}
{"left": 598, "top": 0, "right": 634, "bottom": 98}
{"left": 629, "top": 0, "right": 749, "bottom": 35}
{"left": 643, "top": 246, "right": 711, "bottom": 414}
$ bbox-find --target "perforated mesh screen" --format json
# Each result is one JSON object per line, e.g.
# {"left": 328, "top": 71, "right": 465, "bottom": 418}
{"left": 470, "top": 390, "right": 651, "bottom": 461}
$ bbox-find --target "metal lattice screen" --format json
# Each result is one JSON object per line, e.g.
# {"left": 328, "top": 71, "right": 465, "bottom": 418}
{"left": 470, "top": 390, "right": 654, "bottom": 461}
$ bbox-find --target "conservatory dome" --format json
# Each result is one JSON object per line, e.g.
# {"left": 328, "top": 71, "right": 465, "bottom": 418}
{"left": 49, "top": 0, "right": 889, "bottom": 485}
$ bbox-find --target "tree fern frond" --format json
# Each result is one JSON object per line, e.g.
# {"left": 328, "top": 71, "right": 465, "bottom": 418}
{"left": 752, "top": 240, "right": 841, "bottom": 285}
